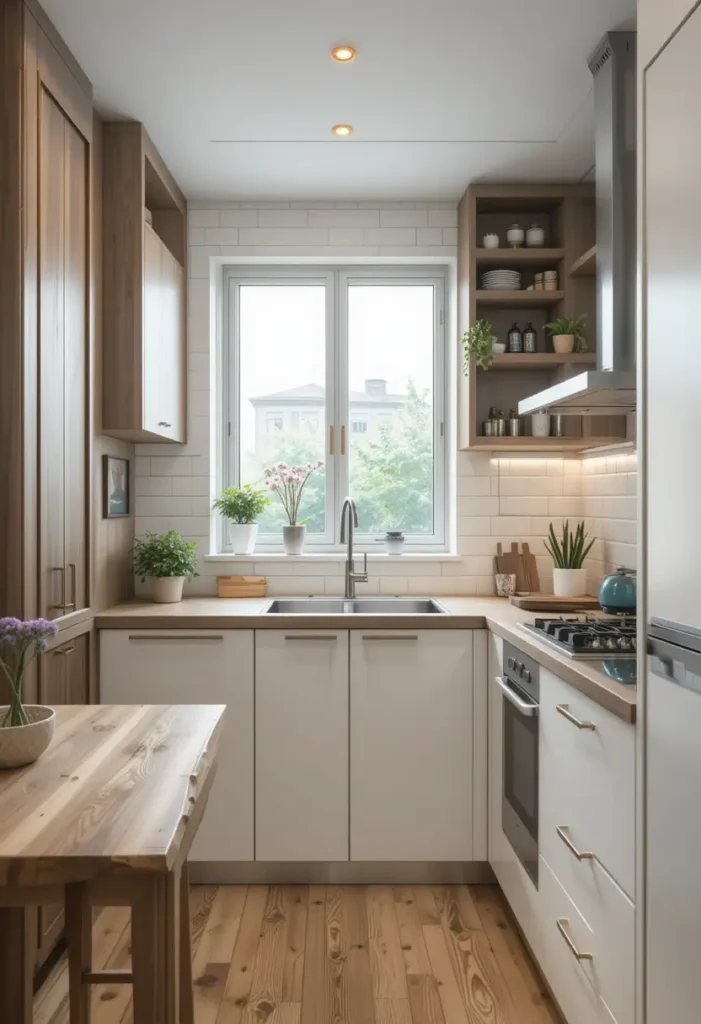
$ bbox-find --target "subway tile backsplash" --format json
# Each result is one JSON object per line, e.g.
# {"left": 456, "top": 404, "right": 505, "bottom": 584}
{"left": 133, "top": 201, "right": 638, "bottom": 600}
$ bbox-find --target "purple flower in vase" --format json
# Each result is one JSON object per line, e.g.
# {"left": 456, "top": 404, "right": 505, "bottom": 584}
{"left": 0, "top": 617, "right": 58, "bottom": 728}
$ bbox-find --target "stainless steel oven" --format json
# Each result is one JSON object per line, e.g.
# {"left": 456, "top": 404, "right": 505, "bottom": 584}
{"left": 499, "top": 642, "right": 540, "bottom": 886}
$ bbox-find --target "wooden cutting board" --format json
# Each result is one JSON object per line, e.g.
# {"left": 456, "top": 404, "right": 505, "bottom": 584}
{"left": 521, "top": 542, "right": 540, "bottom": 593}
{"left": 510, "top": 593, "right": 600, "bottom": 612}
{"left": 494, "top": 542, "right": 529, "bottom": 593}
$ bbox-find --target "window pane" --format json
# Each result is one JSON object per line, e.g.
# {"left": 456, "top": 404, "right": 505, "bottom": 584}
{"left": 347, "top": 285, "right": 435, "bottom": 535}
{"left": 239, "top": 285, "right": 327, "bottom": 535}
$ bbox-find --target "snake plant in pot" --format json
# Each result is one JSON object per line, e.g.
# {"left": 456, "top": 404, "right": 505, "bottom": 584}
{"left": 545, "top": 521, "right": 595, "bottom": 598}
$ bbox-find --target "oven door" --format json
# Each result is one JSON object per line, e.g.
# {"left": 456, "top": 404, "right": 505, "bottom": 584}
{"left": 498, "top": 676, "right": 539, "bottom": 886}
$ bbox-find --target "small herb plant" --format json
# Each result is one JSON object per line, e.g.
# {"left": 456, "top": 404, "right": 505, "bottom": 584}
{"left": 545, "top": 315, "right": 587, "bottom": 352}
{"left": 0, "top": 618, "right": 58, "bottom": 727}
{"left": 212, "top": 485, "right": 271, "bottom": 525}
{"left": 461, "top": 320, "right": 497, "bottom": 371}
{"left": 545, "top": 521, "right": 595, "bottom": 569}
{"left": 132, "top": 531, "right": 199, "bottom": 581}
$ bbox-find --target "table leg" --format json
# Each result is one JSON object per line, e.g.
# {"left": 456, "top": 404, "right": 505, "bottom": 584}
{"left": 0, "top": 906, "right": 33, "bottom": 1024}
{"left": 179, "top": 862, "right": 194, "bottom": 1024}
{"left": 131, "top": 870, "right": 180, "bottom": 1024}
{"left": 66, "top": 883, "right": 92, "bottom": 1024}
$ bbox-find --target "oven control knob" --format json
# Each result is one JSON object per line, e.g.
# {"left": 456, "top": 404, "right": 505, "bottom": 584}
{"left": 618, "top": 637, "right": 631, "bottom": 649}
{"left": 508, "top": 657, "right": 515, "bottom": 670}
{"left": 523, "top": 669, "right": 531, "bottom": 683}
{"left": 605, "top": 637, "right": 618, "bottom": 650}
{"left": 515, "top": 661, "right": 524, "bottom": 674}
{"left": 591, "top": 639, "right": 602, "bottom": 649}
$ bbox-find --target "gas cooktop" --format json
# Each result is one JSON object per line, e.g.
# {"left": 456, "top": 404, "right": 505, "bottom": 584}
{"left": 520, "top": 616, "right": 637, "bottom": 659}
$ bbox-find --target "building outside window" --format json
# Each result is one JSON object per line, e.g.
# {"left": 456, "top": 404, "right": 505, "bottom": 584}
{"left": 222, "top": 265, "right": 447, "bottom": 551}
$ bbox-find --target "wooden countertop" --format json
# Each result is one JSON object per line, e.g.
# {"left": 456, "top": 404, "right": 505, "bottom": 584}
{"left": 0, "top": 704, "right": 225, "bottom": 886}
{"left": 96, "top": 597, "right": 636, "bottom": 723}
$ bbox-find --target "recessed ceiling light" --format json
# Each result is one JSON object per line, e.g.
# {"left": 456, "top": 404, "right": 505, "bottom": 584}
{"left": 332, "top": 124, "right": 353, "bottom": 137}
{"left": 331, "top": 45, "right": 356, "bottom": 62}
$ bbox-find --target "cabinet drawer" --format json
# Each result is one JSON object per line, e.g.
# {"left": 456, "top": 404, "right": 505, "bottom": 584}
{"left": 538, "top": 856, "right": 618, "bottom": 1024}
{"left": 540, "top": 832, "right": 634, "bottom": 1024}
{"left": 541, "top": 668, "right": 635, "bottom": 896}
{"left": 99, "top": 629, "right": 254, "bottom": 862}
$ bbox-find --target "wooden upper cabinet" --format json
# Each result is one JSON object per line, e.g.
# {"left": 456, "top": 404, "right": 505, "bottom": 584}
{"left": 102, "top": 122, "right": 186, "bottom": 443}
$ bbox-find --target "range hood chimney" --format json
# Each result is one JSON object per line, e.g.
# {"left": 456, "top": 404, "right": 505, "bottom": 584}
{"left": 519, "top": 31, "right": 637, "bottom": 417}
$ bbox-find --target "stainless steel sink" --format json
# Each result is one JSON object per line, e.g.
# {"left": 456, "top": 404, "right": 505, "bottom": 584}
{"left": 264, "top": 598, "right": 448, "bottom": 615}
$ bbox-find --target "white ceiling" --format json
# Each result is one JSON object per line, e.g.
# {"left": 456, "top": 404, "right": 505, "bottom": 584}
{"left": 42, "top": 0, "right": 635, "bottom": 201}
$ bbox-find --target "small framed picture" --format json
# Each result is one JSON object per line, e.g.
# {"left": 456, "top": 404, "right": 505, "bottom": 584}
{"left": 103, "top": 455, "right": 130, "bottom": 518}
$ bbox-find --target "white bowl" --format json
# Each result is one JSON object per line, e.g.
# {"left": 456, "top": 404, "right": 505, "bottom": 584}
{"left": 0, "top": 706, "right": 56, "bottom": 768}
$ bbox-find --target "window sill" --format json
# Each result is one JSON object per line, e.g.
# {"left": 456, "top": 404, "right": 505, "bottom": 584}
{"left": 204, "top": 552, "right": 463, "bottom": 564}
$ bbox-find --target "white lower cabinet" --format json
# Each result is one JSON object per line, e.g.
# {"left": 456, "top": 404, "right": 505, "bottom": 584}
{"left": 350, "top": 629, "right": 474, "bottom": 861}
{"left": 255, "top": 630, "right": 349, "bottom": 861}
{"left": 99, "top": 629, "right": 254, "bottom": 862}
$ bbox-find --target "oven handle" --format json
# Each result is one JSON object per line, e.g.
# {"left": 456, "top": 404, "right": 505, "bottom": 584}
{"left": 497, "top": 677, "right": 539, "bottom": 717}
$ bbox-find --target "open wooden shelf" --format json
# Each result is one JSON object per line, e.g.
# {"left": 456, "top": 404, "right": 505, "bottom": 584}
{"left": 475, "top": 248, "right": 565, "bottom": 263}
{"left": 475, "top": 289, "right": 564, "bottom": 307}
{"left": 486, "top": 353, "right": 596, "bottom": 371}
{"left": 466, "top": 436, "right": 627, "bottom": 453}
{"left": 569, "top": 245, "right": 596, "bottom": 277}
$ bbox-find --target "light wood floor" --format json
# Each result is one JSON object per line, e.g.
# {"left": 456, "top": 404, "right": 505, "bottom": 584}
{"left": 34, "top": 884, "right": 561, "bottom": 1024}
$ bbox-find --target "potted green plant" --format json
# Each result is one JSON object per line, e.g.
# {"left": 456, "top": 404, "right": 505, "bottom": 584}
{"left": 545, "top": 314, "right": 587, "bottom": 354}
{"left": 213, "top": 485, "right": 271, "bottom": 555}
{"left": 132, "top": 530, "right": 199, "bottom": 603}
{"left": 0, "top": 617, "right": 58, "bottom": 767}
{"left": 545, "top": 521, "right": 596, "bottom": 597}
{"left": 461, "top": 319, "right": 500, "bottom": 371}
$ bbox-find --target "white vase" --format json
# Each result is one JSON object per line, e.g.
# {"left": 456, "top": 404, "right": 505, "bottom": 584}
{"left": 282, "top": 524, "right": 306, "bottom": 555}
{"left": 228, "top": 522, "right": 258, "bottom": 555}
{"left": 552, "top": 334, "right": 575, "bottom": 354}
{"left": 151, "top": 576, "right": 185, "bottom": 603}
{"left": 531, "top": 412, "right": 551, "bottom": 437}
{"left": 0, "top": 706, "right": 56, "bottom": 768}
{"left": 553, "top": 568, "right": 587, "bottom": 598}
{"left": 526, "top": 224, "right": 545, "bottom": 247}
{"left": 384, "top": 533, "right": 405, "bottom": 555}
{"left": 506, "top": 224, "right": 525, "bottom": 247}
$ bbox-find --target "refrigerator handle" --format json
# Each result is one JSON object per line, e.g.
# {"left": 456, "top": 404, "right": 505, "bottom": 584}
{"left": 648, "top": 636, "right": 701, "bottom": 697}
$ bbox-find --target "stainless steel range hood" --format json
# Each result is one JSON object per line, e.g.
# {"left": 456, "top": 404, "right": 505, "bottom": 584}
{"left": 519, "top": 31, "right": 637, "bottom": 417}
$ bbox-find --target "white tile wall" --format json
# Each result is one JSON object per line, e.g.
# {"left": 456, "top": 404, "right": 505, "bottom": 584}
{"left": 133, "top": 200, "right": 639, "bottom": 600}
{"left": 581, "top": 453, "right": 638, "bottom": 593}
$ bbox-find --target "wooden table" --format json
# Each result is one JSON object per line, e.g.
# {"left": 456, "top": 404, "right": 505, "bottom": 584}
{"left": 0, "top": 703, "right": 225, "bottom": 1024}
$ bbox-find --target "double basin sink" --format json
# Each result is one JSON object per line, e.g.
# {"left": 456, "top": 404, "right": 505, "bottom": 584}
{"left": 264, "top": 598, "right": 448, "bottom": 615}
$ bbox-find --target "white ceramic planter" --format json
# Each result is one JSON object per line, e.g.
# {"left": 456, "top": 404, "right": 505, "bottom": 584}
{"left": 282, "top": 524, "right": 306, "bottom": 555}
{"left": 151, "top": 576, "right": 185, "bottom": 603}
{"left": 552, "top": 334, "right": 575, "bottom": 354}
{"left": 553, "top": 568, "right": 587, "bottom": 598}
{"left": 0, "top": 706, "right": 56, "bottom": 768}
{"left": 228, "top": 522, "right": 258, "bottom": 555}
{"left": 384, "top": 533, "right": 405, "bottom": 555}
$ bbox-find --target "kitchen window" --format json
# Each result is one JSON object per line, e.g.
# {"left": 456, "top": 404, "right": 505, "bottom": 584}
{"left": 222, "top": 265, "right": 448, "bottom": 551}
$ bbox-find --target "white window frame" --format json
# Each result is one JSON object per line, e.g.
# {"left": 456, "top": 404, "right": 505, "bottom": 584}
{"left": 222, "top": 264, "right": 448, "bottom": 552}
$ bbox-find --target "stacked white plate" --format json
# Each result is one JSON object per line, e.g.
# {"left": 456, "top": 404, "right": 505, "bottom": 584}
{"left": 481, "top": 269, "right": 522, "bottom": 291}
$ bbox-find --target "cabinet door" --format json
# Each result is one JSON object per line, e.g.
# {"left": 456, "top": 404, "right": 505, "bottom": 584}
{"left": 38, "top": 91, "right": 66, "bottom": 621}
{"left": 63, "top": 118, "right": 89, "bottom": 616}
{"left": 255, "top": 631, "right": 349, "bottom": 861}
{"left": 350, "top": 630, "right": 473, "bottom": 861}
{"left": 35, "top": 632, "right": 89, "bottom": 968}
{"left": 100, "top": 630, "right": 254, "bottom": 862}
{"left": 142, "top": 224, "right": 163, "bottom": 437}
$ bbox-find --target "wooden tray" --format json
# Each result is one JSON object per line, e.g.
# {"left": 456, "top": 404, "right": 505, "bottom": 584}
{"left": 509, "top": 593, "right": 600, "bottom": 612}
{"left": 217, "top": 575, "right": 267, "bottom": 598}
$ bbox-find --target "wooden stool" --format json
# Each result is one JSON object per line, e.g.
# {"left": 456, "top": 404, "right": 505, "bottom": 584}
{"left": 65, "top": 864, "right": 194, "bottom": 1024}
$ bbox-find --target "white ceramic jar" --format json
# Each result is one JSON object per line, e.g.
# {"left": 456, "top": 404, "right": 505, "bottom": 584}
{"left": 506, "top": 224, "right": 525, "bottom": 247}
{"left": 483, "top": 232, "right": 500, "bottom": 249}
{"left": 531, "top": 412, "right": 551, "bottom": 437}
{"left": 526, "top": 224, "right": 545, "bottom": 247}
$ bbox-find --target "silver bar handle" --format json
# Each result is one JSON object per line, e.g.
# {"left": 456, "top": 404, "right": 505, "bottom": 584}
{"left": 556, "top": 825, "right": 595, "bottom": 861}
{"left": 284, "top": 635, "right": 337, "bottom": 641}
{"left": 362, "top": 635, "right": 418, "bottom": 641}
{"left": 127, "top": 635, "right": 224, "bottom": 642}
{"left": 64, "top": 562, "right": 77, "bottom": 611}
{"left": 556, "top": 918, "right": 593, "bottom": 961}
{"left": 556, "top": 703, "right": 596, "bottom": 730}
{"left": 497, "top": 677, "right": 538, "bottom": 717}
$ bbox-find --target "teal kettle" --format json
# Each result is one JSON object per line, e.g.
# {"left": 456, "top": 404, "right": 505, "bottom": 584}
{"left": 598, "top": 567, "right": 636, "bottom": 615}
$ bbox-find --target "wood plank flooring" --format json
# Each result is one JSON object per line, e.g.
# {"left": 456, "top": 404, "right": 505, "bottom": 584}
{"left": 33, "top": 885, "right": 562, "bottom": 1024}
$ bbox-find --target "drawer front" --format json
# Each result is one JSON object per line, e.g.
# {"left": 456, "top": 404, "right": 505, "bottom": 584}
{"left": 538, "top": 856, "right": 618, "bottom": 1024}
{"left": 540, "top": 832, "right": 635, "bottom": 1024}
{"left": 541, "top": 668, "right": 635, "bottom": 896}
